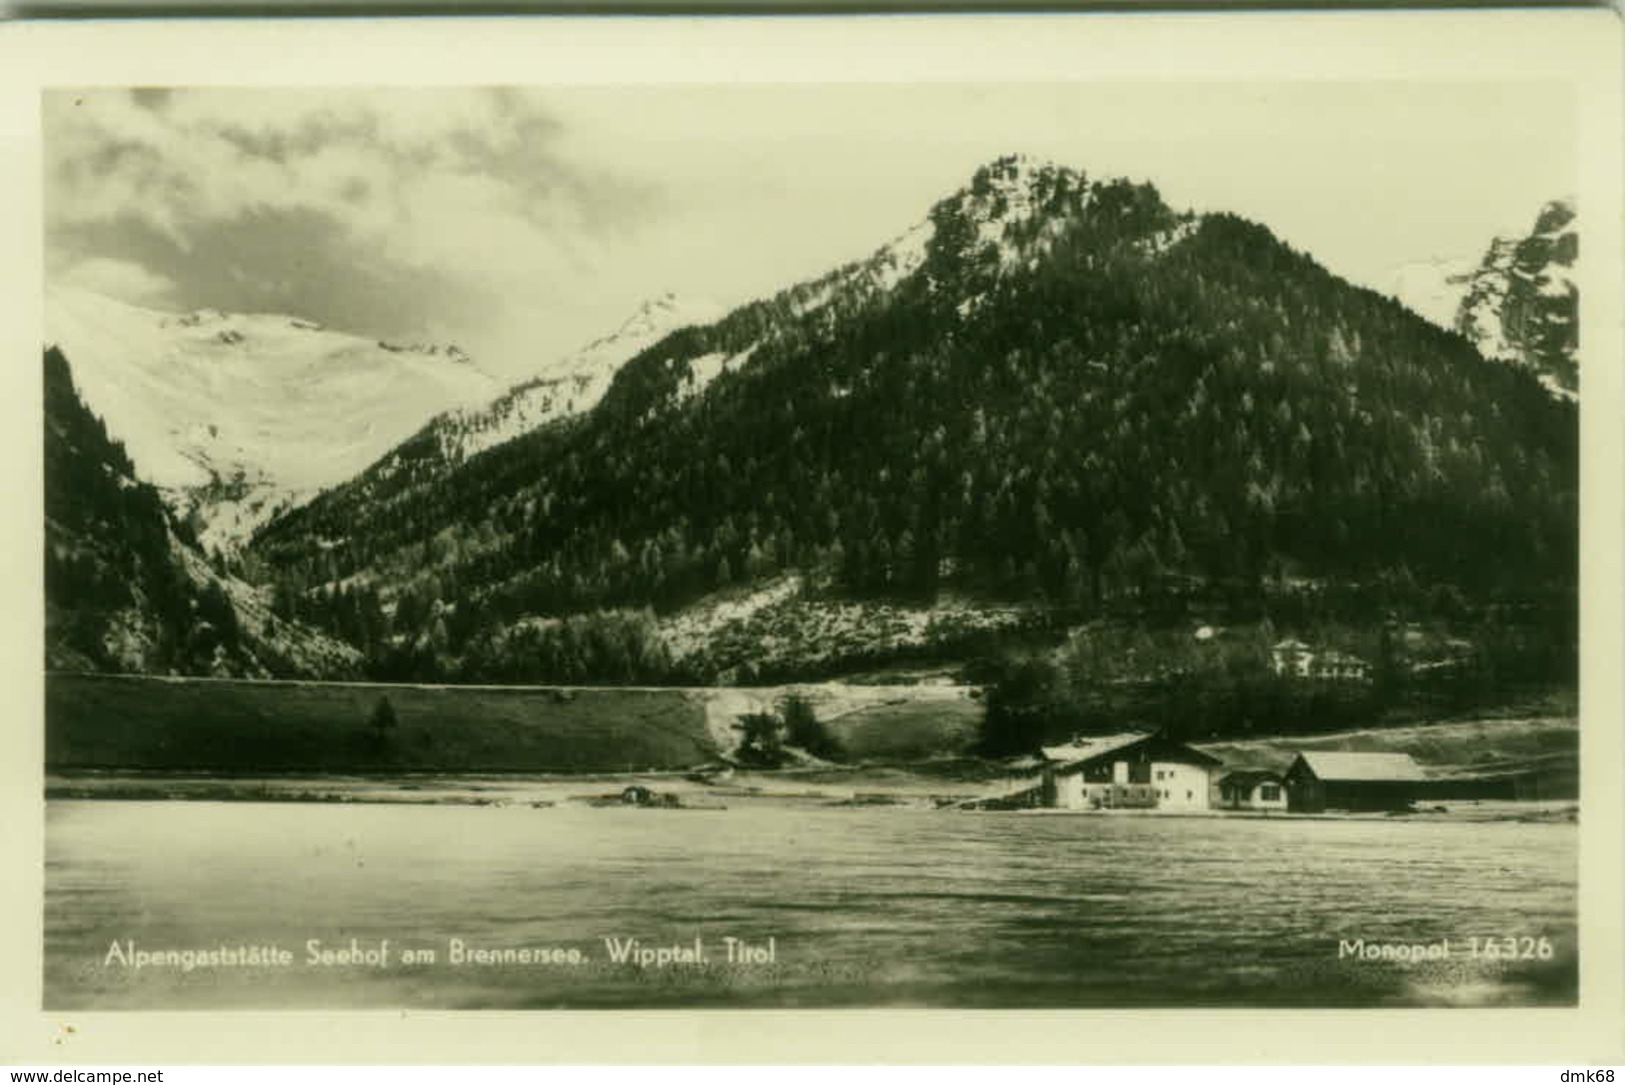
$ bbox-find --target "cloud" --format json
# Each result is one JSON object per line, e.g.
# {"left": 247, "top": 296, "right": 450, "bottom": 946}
{"left": 56, "top": 256, "right": 177, "bottom": 306}
{"left": 44, "top": 82, "right": 1576, "bottom": 385}
{"left": 44, "top": 88, "right": 659, "bottom": 374}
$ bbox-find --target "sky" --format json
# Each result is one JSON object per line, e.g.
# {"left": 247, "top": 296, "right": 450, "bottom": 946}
{"left": 44, "top": 82, "right": 1576, "bottom": 383}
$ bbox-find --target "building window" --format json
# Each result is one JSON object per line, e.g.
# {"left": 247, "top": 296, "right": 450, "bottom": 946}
{"left": 1260, "top": 784, "right": 1281, "bottom": 801}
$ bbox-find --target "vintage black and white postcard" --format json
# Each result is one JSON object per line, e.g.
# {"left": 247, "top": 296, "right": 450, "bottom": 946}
{"left": 1, "top": 10, "right": 1621, "bottom": 1065}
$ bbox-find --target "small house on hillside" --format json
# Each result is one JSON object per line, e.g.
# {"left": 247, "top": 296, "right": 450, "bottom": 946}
{"left": 1217, "top": 769, "right": 1287, "bottom": 811}
{"left": 1037, "top": 732, "right": 1223, "bottom": 811}
{"left": 1409, "top": 637, "right": 1477, "bottom": 678}
{"left": 1314, "top": 650, "right": 1372, "bottom": 683}
{"left": 1284, "top": 751, "right": 1426, "bottom": 813}
{"left": 1270, "top": 639, "right": 1372, "bottom": 682}
{"left": 1269, "top": 639, "right": 1313, "bottom": 678}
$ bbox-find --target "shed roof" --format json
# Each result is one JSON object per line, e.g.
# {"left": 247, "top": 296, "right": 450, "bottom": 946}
{"left": 1293, "top": 751, "right": 1426, "bottom": 782}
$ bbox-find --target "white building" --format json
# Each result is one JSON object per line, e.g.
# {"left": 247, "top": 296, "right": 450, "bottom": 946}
{"left": 1269, "top": 638, "right": 1314, "bottom": 677}
{"left": 1270, "top": 638, "right": 1372, "bottom": 682}
{"left": 1037, "top": 732, "right": 1222, "bottom": 811}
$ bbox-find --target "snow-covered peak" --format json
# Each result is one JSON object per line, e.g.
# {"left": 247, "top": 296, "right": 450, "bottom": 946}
{"left": 937, "top": 155, "right": 1092, "bottom": 266}
{"left": 1453, "top": 199, "right": 1578, "bottom": 396}
{"left": 1387, "top": 199, "right": 1578, "bottom": 399}
{"left": 596, "top": 291, "right": 714, "bottom": 350}
{"left": 923, "top": 154, "right": 1192, "bottom": 283}
{"left": 1532, "top": 197, "right": 1577, "bottom": 239}
{"left": 559, "top": 292, "right": 724, "bottom": 379}
{"left": 45, "top": 286, "right": 501, "bottom": 550}
{"left": 782, "top": 156, "right": 1120, "bottom": 324}
{"left": 412, "top": 291, "right": 724, "bottom": 468}
{"left": 959, "top": 153, "right": 1066, "bottom": 218}
{"left": 1388, "top": 256, "right": 1480, "bottom": 330}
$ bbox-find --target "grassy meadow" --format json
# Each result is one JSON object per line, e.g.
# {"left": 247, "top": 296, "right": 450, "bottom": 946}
{"left": 47, "top": 673, "right": 718, "bottom": 773}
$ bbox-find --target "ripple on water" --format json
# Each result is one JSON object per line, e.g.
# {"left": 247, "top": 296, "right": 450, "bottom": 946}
{"left": 44, "top": 800, "right": 1578, "bottom": 1009}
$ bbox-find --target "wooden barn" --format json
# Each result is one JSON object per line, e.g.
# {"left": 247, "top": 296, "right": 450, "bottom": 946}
{"left": 1283, "top": 751, "right": 1426, "bottom": 813}
{"left": 1038, "top": 732, "right": 1223, "bottom": 811}
{"left": 1217, "top": 769, "right": 1288, "bottom": 811}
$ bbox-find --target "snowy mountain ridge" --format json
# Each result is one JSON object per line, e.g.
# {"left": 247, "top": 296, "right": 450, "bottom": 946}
{"left": 815, "top": 155, "right": 1181, "bottom": 310}
{"left": 685, "top": 154, "right": 1198, "bottom": 394}
{"left": 44, "top": 287, "right": 502, "bottom": 553}
{"left": 1389, "top": 198, "right": 1578, "bottom": 400}
{"left": 1388, "top": 256, "right": 1481, "bottom": 331}
{"left": 431, "top": 292, "right": 723, "bottom": 466}
{"left": 1454, "top": 198, "right": 1578, "bottom": 399}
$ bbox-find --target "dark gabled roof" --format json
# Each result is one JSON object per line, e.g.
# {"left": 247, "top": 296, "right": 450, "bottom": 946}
{"left": 1291, "top": 751, "right": 1426, "bottom": 782}
{"left": 1040, "top": 732, "right": 1223, "bottom": 772}
{"left": 1218, "top": 769, "right": 1284, "bottom": 790}
{"left": 1039, "top": 733, "right": 1147, "bottom": 766}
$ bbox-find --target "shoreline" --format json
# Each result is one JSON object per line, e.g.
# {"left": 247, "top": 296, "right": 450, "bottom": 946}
{"left": 44, "top": 771, "right": 1579, "bottom": 823}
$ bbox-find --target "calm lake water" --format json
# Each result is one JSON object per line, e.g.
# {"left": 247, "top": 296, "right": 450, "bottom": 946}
{"left": 45, "top": 800, "right": 1577, "bottom": 1009}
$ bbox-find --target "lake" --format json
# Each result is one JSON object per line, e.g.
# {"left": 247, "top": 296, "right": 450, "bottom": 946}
{"left": 44, "top": 799, "right": 1578, "bottom": 1009}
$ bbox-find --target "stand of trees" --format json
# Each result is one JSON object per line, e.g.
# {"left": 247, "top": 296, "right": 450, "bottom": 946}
{"left": 975, "top": 603, "right": 1575, "bottom": 755}
{"left": 45, "top": 347, "right": 247, "bottom": 675}
{"left": 731, "top": 691, "right": 841, "bottom": 767}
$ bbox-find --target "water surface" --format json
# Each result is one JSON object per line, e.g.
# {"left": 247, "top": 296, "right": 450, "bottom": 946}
{"left": 45, "top": 800, "right": 1577, "bottom": 1008}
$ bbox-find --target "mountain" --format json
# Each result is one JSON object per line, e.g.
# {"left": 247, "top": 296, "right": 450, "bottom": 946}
{"left": 44, "top": 287, "right": 501, "bottom": 554}
{"left": 249, "top": 154, "right": 1578, "bottom": 684}
{"left": 358, "top": 292, "right": 722, "bottom": 495}
{"left": 1390, "top": 199, "right": 1578, "bottom": 399}
{"left": 45, "top": 346, "right": 363, "bottom": 678}
{"left": 437, "top": 292, "right": 726, "bottom": 465}
{"left": 1454, "top": 199, "right": 1578, "bottom": 399}
{"left": 1387, "top": 256, "right": 1479, "bottom": 330}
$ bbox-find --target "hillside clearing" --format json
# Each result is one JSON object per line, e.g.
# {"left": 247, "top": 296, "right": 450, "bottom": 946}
{"left": 45, "top": 673, "right": 983, "bottom": 774}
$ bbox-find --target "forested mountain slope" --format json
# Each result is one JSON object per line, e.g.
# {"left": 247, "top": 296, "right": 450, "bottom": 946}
{"left": 251, "top": 156, "right": 1578, "bottom": 683}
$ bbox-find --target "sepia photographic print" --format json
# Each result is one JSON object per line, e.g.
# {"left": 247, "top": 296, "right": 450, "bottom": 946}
{"left": 7, "top": 11, "right": 1624, "bottom": 1064}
